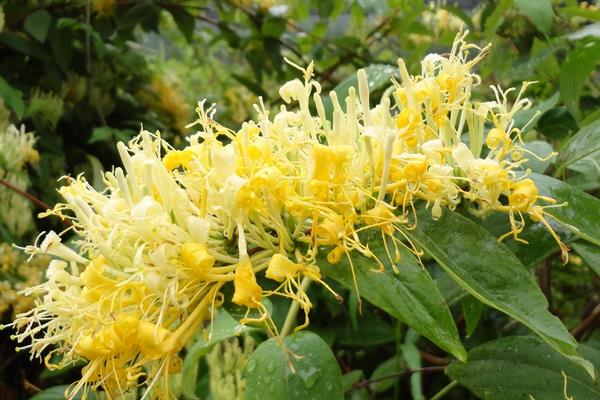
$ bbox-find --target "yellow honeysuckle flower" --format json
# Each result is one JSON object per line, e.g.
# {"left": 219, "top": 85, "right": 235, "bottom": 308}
{"left": 4, "top": 30, "right": 572, "bottom": 399}
{"left": 232, "top": 259, "right": 263, "bottom": 308}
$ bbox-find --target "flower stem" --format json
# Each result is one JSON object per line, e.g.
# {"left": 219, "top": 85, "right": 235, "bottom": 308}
{"left": 430, "top": 380, "right": 458, "bottom": 400}
{"left": 280, "top": 276, "right": 312, "bottom": 337}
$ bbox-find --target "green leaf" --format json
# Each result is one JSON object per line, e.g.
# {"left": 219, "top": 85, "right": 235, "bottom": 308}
{"left": 167, "top": 7, "right": 195, "bottom": 43}
{"left": 520, "top": 140, "right": 555, "bottom": 174}
{"left": 262, "top": 17, "right": 286, "bottom": 38}
{"left": 514, "top": 0, "right": 553, "bottom": 35}
{"left": 447, "top": 336, "right": 600, "bottom": 400}
{"left": 335, "top": 315, "right": 395, "bottom": 346}
{"left": 369, "top": 356, "right": 407, "bottom": 393}
{"left": 342, "top": 370, "right": 364, "bottom": 392}
{"left": 461, "top": 296, "right": 485, "bottom": 338}
{"left": 476, "top": 212, "right": 577, "bottom": 269}
{"left": 244, "top": 331, "right": 343, "bottom": 400}
{"left": 321, "top": 64, "right": 399, "bottom": 119}
{"left": 483, "top": 0, "right": 513, "bottom": 38}
{"left": 556, "top": 117, "right": 600, "bottom": 173}
{"left": 29, "top": 385, "right": 81, "bottom": 400}
{"left": 86, "top": 154, "right": 105, "bottom": 191}
{"left": 118, "top": 3, "right": 160, "bottom": 32}
{"left": 0, "top": 30, "right": 48, "bottom": 59}
{"left": 572, "top": 241, "right": 600, "bottom": 276}
{"left": 181, "top": 310, "right": 249, "bottom": 399}
{"left": 530, "top": 173, "right": 600, "bottom": 247}
{"left": 24, "top": 10, "right": 53, "bottom": 43}
{"left": 559, "top": 40, "right": 600, "bottom": 121}
{"left": 51, "top": 27, "right": 73, "bottom": 72}
{"left": 319, "top": 232, "right": 466, "bottom": 361}
{"left": 89, "top": 127, "right": 114, "bottom": 144}
{"left": 0, "top": 76, "right": 25, "bottom": 118}
{"left": 538, "top": 106, "right": 577, "bottom": 139}
{"left": 408, "top": 209, "right": 593, "bottom": 376}
{"left": 512, "top": 92, "right": 558, "bottom": 134}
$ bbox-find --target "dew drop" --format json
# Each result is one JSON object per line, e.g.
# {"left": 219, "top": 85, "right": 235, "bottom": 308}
{"left": 246, "top": 359, "right": 257, "bottom": 372}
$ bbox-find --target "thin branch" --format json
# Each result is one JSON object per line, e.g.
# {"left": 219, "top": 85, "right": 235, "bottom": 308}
{"left": 365, "top": 9, "right": 400, "bottom": 43}
{"left": 538, "top": 258, "right": 553, "bottom": 312}
{"left": 0, "top": 177, "right": 51, "bottom": 211}
{"left": 571, "top": 302, "right": 600, "bottom": 341}
{"left": 420, "top": 351, "right": 450, "bottom": 366}
{"left": 349, "top": 366, "right": 445, "bottom": 391}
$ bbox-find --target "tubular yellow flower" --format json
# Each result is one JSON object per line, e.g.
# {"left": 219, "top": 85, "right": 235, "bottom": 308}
{"left": 232, "top": 260, "right": 262, "bottom": 308}
{"left": 508, "top": 179, "right": 540, "bottom": 212}
{"left": 266, "top": 254, "right": 304, "bottom": 282}
{"left": 180, "top": 242, "right": 215, "bottom": 276}
{"left": 5, "top": 30, "right": 573, "bottom": 400}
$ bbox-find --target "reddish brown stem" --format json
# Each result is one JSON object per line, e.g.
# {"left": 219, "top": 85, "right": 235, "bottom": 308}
{"left": 420, "top": 351, "right": 450, "bottom": 366}
{"left": 571, "top": 303, "right": 600, "bottom": 341}
{"left": 0, "top": 177, "right": 51, "bottom": 211}
{"left": 350, "top": 366, "right": 445, "bottom": 392}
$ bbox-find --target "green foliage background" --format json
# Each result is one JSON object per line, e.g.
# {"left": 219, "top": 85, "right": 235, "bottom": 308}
{"left": 1, "top": 0, "right": 600, "bottom": 399}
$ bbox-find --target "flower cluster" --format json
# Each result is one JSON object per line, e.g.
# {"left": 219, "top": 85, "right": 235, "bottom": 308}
{"left": 0, "top": 123, "right": 40, "bottom": 237}
{"left": 0, "top": 243, "right": 49, "bottom": 318}
{"left": 6, "top": 31, "right": 567, "bottom": 399}
{"left": 207, "top": 337, "right": 254, "bottom": 400}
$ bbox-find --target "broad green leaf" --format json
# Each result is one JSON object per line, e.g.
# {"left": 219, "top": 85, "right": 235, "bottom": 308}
{"left": 461, "top": 296, "right": 485, "bottom": 338}
{"left": 118, "top": 3, "right": 160, "bottom": 31}
{"left": 476, "top": 213, "right": 577, "bottom": 269}
{"left": 530, "top": 173, "right": 600, "bottom": 247}
{"left": 447, "top": 336, "right": 600, "bottom": 400}
{"left": 181, "top": 310, "right": 249, "bottom": 399}
{"left": 321, "top": 64, "right": 399, "bottom": 119}
{"left": 513, "top": 92, "right": 558, "bottom": 134}
{"left": 167, "top": 7, "right": 195, "bottom": 43}
{"left": 538, "top": 106, "right": 577, "bottom": 139}
{"left": 559, "top": 40, "right": 600, "bottom": 121}
{"left": 244, "top": 331, "right": 343, "bottom": 400}
{"left": 89, "top": 127, "right": 113, "bottom": 144}
{"left": 86, "top": 154, "right": 105, "bottom": 191}
{"left": 319, "top": 232, "right": 466, "bottom": 361}
{"left": 342, "top": 370, "right": 364, "bottom": 392}
{"left": 29, "top": 386, "right": 81, "bottom": 400}
{"left": 335, "top": 315, "right": 395, "bottom": 346}
{"left": 483, "top": 0, "right": 513, "bottom": 38}
{"left": 514, "top": 0, "right": 554, "bottom": 35}
{"left": 572, "top": 241, "right": 600, "bottom": 276}
{"left": 408, "top": 209, "right": 593, "bottom": 376}
{"left": 563, "top": 122, "right": 600, "bottom": 191}
{"left": 0, "top": 30, "right": 48, "bottom": 59}
{"left": 24, "top": 10, "right": 53, "bottom": 43}
{"left": 556, "top": 117, "right": 600, "bottom": 173}
{"left": 520, "top": 140, "right": 555, "bottom": 174}
{"left": 0, "top": 76, "right": 24, "bottom": 118}
{"left": 51, "top": 27, "right": 73, "bottom": 72}
{"left": 566, "top": 169, "right": 600, "bottom": 192}
{"left": 262, "top": 17, "right": 286, "bottom": 38}
{"left": 369, "top": 356, "right": 407, "bottom": 393}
